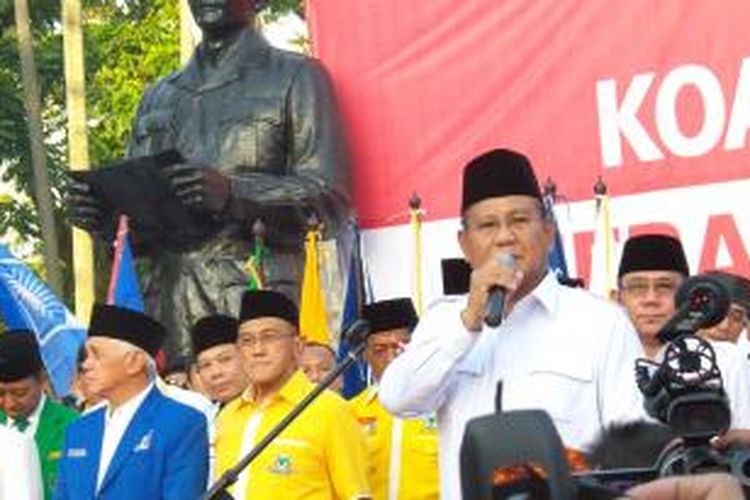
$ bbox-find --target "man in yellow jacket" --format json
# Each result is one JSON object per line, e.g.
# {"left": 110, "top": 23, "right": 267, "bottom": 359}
{"left": 349, "top": 299, "right": 439, "bottom": 500}
{"left": 214, "top": 290, "right": 370, "bottom": 499}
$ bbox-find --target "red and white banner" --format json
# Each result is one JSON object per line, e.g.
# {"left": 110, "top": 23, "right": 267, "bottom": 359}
{"left": 308, "top": 0, "right": 750, "bottom": 304}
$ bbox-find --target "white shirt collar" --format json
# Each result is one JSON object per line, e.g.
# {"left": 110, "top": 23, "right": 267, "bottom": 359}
{"left": 523, "top": 270, "right": 560, "bottom": 314}
{"left": 105, "top": 382, "right": 154, "bottom": 423}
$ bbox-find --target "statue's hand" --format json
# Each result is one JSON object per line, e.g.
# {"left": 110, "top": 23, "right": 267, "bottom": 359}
{"left": 163, "top": 164, "right": 231, "bottom": 214}
{"left": 67, "top": 176, "right": 106, "bottom": 234}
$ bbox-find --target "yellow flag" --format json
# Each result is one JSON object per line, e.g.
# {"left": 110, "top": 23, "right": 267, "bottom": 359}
{"left": 299, "top": 228, "right": 331, "bottom": 345}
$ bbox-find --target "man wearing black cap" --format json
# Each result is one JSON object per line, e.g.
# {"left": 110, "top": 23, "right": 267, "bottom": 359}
{"left": 191, "top": 314, "right": 248, "bottom": 404}
{"left": 0, "top": 331, "right": 77, "bottom": 499}
{"left": 379, "top": 148, "right": 646, "bottom": 498}
{"left": 349, "top": 298, "right": 439, "bottom": 500}
{"left": 617, "top": 234, "right": 689, "bottom": 358}
{"left": 54, "top": 304, "right": 209, "bottom": 499}
{"left": 214, "top": 290, "right": 370, "bottom": 499}
{"left": 617, "top": 234, "right": 750, "bottom": 430}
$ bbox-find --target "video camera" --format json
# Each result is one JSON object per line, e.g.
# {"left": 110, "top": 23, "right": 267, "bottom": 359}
{"left": 460, "top": 273, "right": 750, "bottom": 499}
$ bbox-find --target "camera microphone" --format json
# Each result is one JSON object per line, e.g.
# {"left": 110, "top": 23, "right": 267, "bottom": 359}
{"left": 656, "top": 274, "right": 731, "bottom": 344}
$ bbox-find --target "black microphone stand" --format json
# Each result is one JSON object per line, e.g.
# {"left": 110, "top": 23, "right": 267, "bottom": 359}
{"left": 202, "top": 319, "right": 371, "bottom": 500}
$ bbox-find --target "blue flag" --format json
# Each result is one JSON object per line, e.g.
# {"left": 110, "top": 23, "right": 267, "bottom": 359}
{"left": 544, "top": 193, "right": 570, "bottom": 282}
{"left": 0, "top": 244, "right": 86, "bottom": 396}
{"left": 337, "top": 226, "right": 369, "bottom": 398}
{"left": 107, "top": 216, "right": 144, "bottom": 312}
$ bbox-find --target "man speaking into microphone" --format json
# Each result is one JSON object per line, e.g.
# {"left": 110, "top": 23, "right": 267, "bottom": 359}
{"left": 379, "top": 148, "right": 647, "bottom": 499}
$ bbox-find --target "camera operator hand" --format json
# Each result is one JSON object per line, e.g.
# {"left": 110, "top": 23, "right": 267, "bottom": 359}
{"left": 712, "top": 428, "right": 750, "bottom": 450}
{"left": 626, "top": 472, "right": 742, "bottom": 500}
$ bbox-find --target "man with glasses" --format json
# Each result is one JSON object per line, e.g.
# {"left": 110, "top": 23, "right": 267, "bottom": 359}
{"left": 350, "top": 298, "right": 439, "bottom": 500}
{"left": 617, "top": 234, "right": 750, "bottom": 429}
{"left": 379, "top": 148, "right": 646, "bottom": 499}
{"left": 214, "top": 290, "right": 370, "bottom": 499}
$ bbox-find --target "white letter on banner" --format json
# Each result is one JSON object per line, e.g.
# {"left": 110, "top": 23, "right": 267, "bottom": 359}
{"left": 656, "top": 64, "right": 725, "bottom": 157}
{"left": 596, "top": 74, "right": 663, "bottom": 168}
{"left": 724, "top": 57, "right": 750, "bottom": 151}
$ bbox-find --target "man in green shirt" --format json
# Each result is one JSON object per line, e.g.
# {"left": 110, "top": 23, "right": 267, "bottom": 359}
{"left": 0, "top": 331, "right": 78, "bottom": 499}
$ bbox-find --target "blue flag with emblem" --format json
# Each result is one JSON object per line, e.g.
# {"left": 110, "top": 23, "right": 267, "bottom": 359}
{"left": 0, "top": 244, "right": 86, "bottom": 396}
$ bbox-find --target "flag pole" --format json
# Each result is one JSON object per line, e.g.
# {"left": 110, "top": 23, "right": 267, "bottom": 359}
{"left": 409, "top": 193, "right": 424, "bottom": 317}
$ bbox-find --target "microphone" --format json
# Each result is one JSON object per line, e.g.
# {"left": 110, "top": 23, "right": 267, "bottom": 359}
{"left": 656, "top": 274, "right": 731, "bottom": 344}
{"left": 485, "top": 253, "right": 515, "bottom": 327}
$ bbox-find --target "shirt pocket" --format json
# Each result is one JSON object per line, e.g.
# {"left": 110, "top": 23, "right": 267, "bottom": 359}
{"left": 219, "top": 97, "right": 284, "bottom": 170}
{"left": 523, "top": 358, "right": 594, "bottom": 424}
{"left": 132, "top": 110, "right": 174, "bottom": 152}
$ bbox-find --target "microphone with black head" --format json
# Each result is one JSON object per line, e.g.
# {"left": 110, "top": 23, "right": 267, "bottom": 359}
{"left": 485, "top": 253, "right": 516, "bottom": 328}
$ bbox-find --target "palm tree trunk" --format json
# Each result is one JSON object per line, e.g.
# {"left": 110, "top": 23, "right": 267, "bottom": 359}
{"left": 13, "top": 0, "right": 63, "bottom": 295}
{"left": 61, "top": 0, "right": 95, "bottom": 322}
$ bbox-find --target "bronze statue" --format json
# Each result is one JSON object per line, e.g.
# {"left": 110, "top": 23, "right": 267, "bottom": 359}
{"left": 69, "top": 0, "right": 351, "bottom": 355}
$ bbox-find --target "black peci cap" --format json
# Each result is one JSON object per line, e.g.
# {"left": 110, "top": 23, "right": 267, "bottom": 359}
{"left": 0, "top": 330, "right": 43, "bottom": 382}
{"left": 362, "top": 298, "right": 419, "bottom": 334}
{"left": 239, "top": 290, "right": 299, "bottom": 328}
{"left": 618, "top": 234, "right": 689, "bottom": 278}
{"left": 88, "top": 304, "right": 167, "bottom": 357}
{"left": 461, "top": 149, "right": 542, "bottom": 212}
{"left": 190, "top": 314, "right": 239, "bottom": 356}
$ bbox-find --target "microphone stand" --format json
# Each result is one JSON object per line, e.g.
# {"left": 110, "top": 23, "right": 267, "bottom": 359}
{"left": 203, "top": 320, "right": 371, "bottom": 500}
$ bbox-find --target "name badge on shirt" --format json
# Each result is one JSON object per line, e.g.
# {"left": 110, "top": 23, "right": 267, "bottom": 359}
{"left": 134, "top": 430, "right": 153, "bottom": 453}
{"left": 269, "top": 454, "right": 294, "bottom": 475}
{"left": 67, "top": 448, "right": 87, "bottom": 458}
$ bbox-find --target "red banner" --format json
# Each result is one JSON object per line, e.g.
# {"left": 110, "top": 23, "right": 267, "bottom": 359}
{"left": 309, "top": 0, "right": 750, "bottom": 228}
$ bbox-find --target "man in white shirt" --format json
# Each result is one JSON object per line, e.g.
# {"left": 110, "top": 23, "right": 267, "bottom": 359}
{"left": 0, "top": 425, "right": 43, "bottom": 500}
{"left": 55, "top": 304, "right": 209, "bottom": 499}
{"left": 617, "top": 235, "right": 750, "bottom": 430}
{"left": 379, "top": 148, "right": 646, "bottom": 499}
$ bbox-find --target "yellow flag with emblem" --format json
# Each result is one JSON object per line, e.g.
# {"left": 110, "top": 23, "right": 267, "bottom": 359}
{"left": 299, "top": 227, "right": 331, "bottom": 345}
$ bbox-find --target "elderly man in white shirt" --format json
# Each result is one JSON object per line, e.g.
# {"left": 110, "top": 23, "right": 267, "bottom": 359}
{"left": 617, "top": 235, "right": 750, "bottom": 430}
{"left": 0, "top": 425, "right": 43, "bottom": 500}
{"left": 379, "top": 149, "right": 647, "bottom": 499}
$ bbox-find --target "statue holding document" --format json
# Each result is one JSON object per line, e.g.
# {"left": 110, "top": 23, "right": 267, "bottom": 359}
{"left": 68, "top": 0, "right": 351, "bottom": 355}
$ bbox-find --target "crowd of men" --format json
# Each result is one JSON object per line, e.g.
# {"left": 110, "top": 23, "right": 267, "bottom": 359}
{"left": 3, "top": 148, "right": 750, "bottom": 499}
